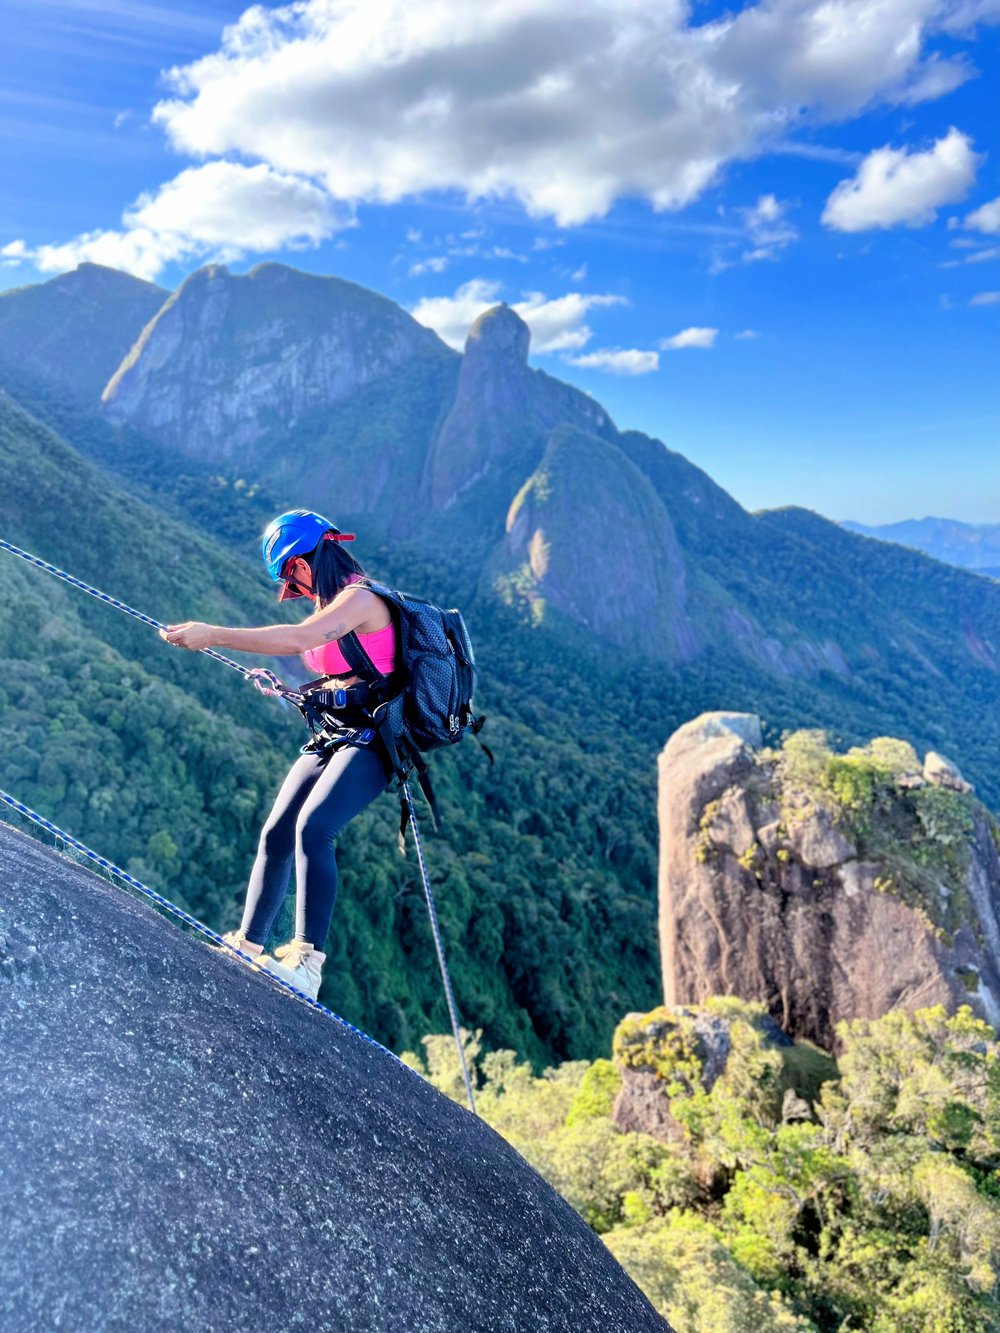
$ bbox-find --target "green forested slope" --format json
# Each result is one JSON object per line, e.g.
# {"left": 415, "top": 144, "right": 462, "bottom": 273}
{"left": 414, "top": 1002, "right": 1000, "bottom": 1333}
{"left": 1, "top": 388, "right": 998, "bottom": 1072}
{"left": 0, "top": 393, "right": 667, "bottom": 1064}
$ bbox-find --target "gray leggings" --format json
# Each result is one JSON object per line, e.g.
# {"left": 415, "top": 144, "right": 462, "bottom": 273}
{"left": 240, "top": 742, "right": 391, "bottom": 950}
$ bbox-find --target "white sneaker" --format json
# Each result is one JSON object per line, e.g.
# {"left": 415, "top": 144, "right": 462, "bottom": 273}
{"left": 260, "top": 940, "right": 326, "bottom": 1001}
{"left": 218, "top": 929, "right": 264, "bottom": 964}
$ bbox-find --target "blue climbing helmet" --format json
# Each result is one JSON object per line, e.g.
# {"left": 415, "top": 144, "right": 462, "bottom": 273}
{"left": 261, "top": 510, "right": 355, "bottom": 599}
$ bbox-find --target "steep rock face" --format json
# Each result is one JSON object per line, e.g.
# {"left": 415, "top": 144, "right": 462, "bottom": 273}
{"left": 102, "top": 262, "right": 451, "bottom": 464}
{"left": 0, "top": 262, "right": 167, "bottom": 403}
{"left": 0, "top": 822, "right": 670, "bottom": 1333}
{"left": 658, "top": 713, "right": 1000, "bottom": 1050}
{"left": 484, "top": 423, "right": 701, "bottom": 662}
{"left": 422, "top": 304, "right": 614, "bottom": 513}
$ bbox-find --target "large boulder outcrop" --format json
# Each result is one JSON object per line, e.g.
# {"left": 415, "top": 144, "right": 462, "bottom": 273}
{"left": 658, "top": 713, "right": 1000, "bottom": 1049}
{"left": 0, "top": 822, "right": 670, "bottom": 1333}
{"left": 609, "top": 1001, "right": 827, "bottom": 1149}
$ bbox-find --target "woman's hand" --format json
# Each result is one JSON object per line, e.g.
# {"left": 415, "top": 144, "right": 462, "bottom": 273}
{"left": 160, "top": 622, "right": 217, "bottom": 651}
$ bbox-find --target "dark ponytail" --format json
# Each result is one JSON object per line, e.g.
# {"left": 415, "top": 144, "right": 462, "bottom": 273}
{"left": 308, "top": 532, "right": 366, "bottom": 608}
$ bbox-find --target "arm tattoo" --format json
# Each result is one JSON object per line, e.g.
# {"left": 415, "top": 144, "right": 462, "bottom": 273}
{"left": 322, "top": 621, "right": 348, "bottom": 642}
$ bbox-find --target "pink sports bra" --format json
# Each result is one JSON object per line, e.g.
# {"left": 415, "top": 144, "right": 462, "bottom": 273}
{"left": 301, "top": 574, "right": 397, "bottom": 679}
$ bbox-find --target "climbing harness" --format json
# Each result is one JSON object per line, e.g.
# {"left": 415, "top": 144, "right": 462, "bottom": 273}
{"left": 0, "top": 537, "right": 478, "bottom": 1114}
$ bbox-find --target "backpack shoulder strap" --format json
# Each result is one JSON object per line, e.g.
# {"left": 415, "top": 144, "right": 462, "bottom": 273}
{"left": 336, "top": 577, "right": 402, "bottom": 688}
{"left": 336, "top": 629, "right": 381, "bottom": 683}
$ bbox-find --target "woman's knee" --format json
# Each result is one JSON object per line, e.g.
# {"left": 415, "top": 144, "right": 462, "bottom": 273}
{"left": 258, "top": 812, "right": 297, "bottom": 858}
{"left": 296, "top": 810, "right": 339, "bottom": 859}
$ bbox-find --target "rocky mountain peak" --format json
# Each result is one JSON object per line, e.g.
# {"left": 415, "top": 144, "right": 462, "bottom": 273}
{"left": 465, "top": 303, "right": 530, "bottom": 363}
{"left": 57, "top": 261, "right": 165, "bottom": 299}
{"left": 0, "top": 263, "right": 168, "bottom": 404}
{"left": 101, "top": 261, "right": 451, "bottom": 462}
{"left": 487, "top": 423, "right": 701, "bottom": 660}
{"left": 421, "top": 305, "right": 615, "bottom": 514}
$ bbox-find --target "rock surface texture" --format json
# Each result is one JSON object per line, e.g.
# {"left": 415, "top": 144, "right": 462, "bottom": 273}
{"left": 493, "top": 423, "right": 701, "bottom": 663}
{"left": 0, "top": 823, "right": 670, "bottom": 1333}
{"left": 658, "top": 712, "right": 1000, "bottom": 1049}
{"left": 101, "top": 262, "right": 449, "bottom": 462}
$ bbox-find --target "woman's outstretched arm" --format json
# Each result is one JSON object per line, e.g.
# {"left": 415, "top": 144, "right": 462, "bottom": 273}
{"left": 160, "top": 585, "right": 376, "bottom": 654}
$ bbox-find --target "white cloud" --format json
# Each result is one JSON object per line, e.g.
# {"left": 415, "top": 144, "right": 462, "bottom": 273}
{"left": 710, "top": 193, "right": 798, "bottom": 270}
{"left": 146, "top": 0, "right": 989, "bottom": 230}
{"left": 126, "top": 161, "right": 340, "bottom": 249}
{"left": 735, "top": 328, "right": 761, "bottom": 338}
{"left": 6, "top": 162, "right": 347, "bottom": 281}
{"left": 512, "top": 290, "right": 626, "bottom": 352}
{"left": 564, "top": 348, "right": 660, "bottom": 375}
{"left": 739, "top": 195, "right": 799, "bottom": 259}
{"left": 889, "top": 53, "right": 974, "bottom": 103}
{"left": 742, "top": 195, "right": 781, "bottom": 226}
{"left": 447, "top": 241, "right": 530, "bottom": 263}
{"left": 409, "top": 255, "right": 449, "bottom": 276}
{"left": 410, "top": 280, "right": 626, "bottom": 352}
{"left": 822, "top": 127, "right": 982, "bottom": 231}
{"left": 970, "top": 290, "right": 1000, "bottom": 304}
{"left": 936, "top": 0, "right": 1000, "bottom": 32}
{"left": 963, "top": 195, "right": 1000, "bottom": 234}
{"left": 410, "top": 279, "right": 503, "bottom": 349}
{"left": 660, "top": 326, "right": 719, "bottom": 350}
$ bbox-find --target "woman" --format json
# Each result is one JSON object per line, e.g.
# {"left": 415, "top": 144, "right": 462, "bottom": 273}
{"left": 160, "top": 509, "right": 397, "bottom": 1001}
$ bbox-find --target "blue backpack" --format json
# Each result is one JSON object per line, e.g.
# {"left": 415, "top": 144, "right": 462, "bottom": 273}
{"left": 309, "top": 577, "right": 492, "bottom": 845}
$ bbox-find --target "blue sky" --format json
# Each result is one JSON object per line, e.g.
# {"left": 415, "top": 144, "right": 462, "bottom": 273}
{"left": 1, "top": 0, "right": 998, "bottom": 525}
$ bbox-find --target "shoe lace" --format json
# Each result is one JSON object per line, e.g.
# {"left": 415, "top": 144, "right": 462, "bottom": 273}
{"left": 273, "top": 940, "right": 313, "bottom": 968}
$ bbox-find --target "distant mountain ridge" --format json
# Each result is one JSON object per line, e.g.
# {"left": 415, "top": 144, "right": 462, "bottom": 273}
{"left": 0, "top": 262, "right": 166, "bottom": 403}
{"left": 842, "top": 516, "right": 1000, "bottom": 579}
{"left": 1, "top": 260, "right": 998, "bottom": 740}
{"left": 102, "top": 262, "right": 450, "bottom": 464}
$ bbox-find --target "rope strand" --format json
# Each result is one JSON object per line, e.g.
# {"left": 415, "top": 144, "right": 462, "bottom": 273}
{"left": 0, "top": 537, "right": 253, "bottom": 677}
{"left": 402, "top": 780, "right": 477, "bottom": 1114}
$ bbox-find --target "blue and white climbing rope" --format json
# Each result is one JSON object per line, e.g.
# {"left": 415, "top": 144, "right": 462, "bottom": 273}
{"left": 0, "top": 537, "right": 254, "bottom": 679}
{"left": 0, "top": 786, "right": 420, "bottom": 1073}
